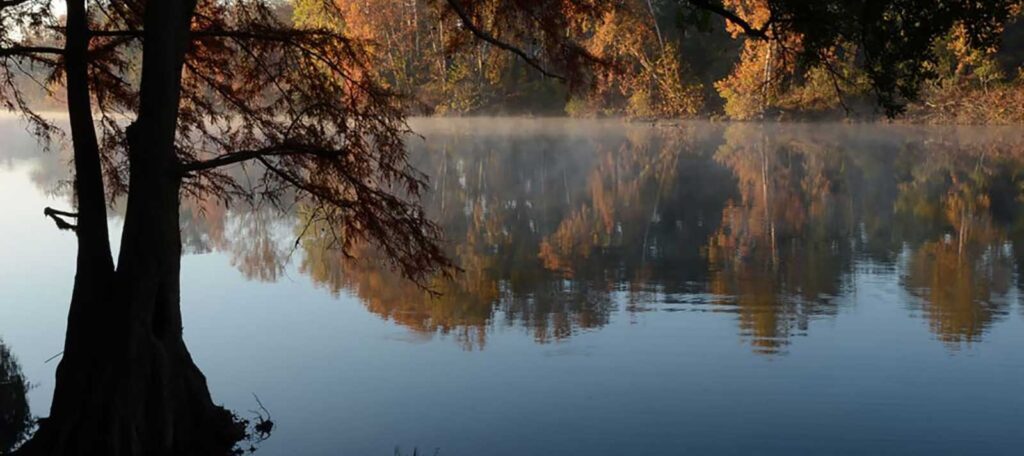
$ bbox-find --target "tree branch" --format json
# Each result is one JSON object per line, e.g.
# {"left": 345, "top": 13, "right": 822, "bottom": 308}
{"left": 182, "top": 147, "right": 292, "bottom": 173}
{"left": 89, "top": 30, "right": 142, "bottom": 38}
{"left": 182, "top": 144, "right": 341, "bottom": 173}
{"left": 686, "top": 0, "right": 772, "bottom": 39}
{"left": 90, "top": 28, "right": 338, "bottom": 41}
{"left": 0, "top": 46, "right": 64, "bottom": 57}
{"left": 444, "top": 0, "right": 566, "bottom": 81}
{"left": 0, "top": 0, "right": 30, "bottom": 9}
{"left": 255, "top": 156, "right": 349, "bottom": 210}
{"left": 43, "top": 207, "right": 78, "bottom": 231}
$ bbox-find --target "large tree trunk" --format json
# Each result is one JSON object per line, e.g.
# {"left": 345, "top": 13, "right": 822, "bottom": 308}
{"left": 22, "top": 172, "right": 245, "bottom": 456}
{"left": 18, "top": 1, "right": 245, "bottom": 454}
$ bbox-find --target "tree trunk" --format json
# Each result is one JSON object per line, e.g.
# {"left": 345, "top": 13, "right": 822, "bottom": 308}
{"left": 21, "top": 172, "right": 245, "bottom": 455}
{"left": 18, "top": 1, "right": 245, "bottom": 454}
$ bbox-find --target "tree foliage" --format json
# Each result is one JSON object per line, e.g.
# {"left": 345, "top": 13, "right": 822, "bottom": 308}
{"left": 3, "top": 0, "right": 455, "bottom": 286}
{"left": 279, "top": 0, "right": 1024, "bottom": 120}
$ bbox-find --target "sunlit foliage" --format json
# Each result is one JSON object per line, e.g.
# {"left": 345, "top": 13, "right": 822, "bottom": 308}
{"left": 284, "top": 0, "right": 1024, "bottom": 119}
{"left": 569, "top": 1, "right": 703, "bottom": 118}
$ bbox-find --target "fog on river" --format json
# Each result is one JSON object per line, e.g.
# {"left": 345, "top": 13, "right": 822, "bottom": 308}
{"left": 1, "top": 118, "right": 1023, "bottom": 455}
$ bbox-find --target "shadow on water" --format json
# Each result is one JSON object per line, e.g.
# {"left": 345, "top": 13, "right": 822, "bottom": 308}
{"left": 0, "top": 339, "right": 32, "bottom": 455}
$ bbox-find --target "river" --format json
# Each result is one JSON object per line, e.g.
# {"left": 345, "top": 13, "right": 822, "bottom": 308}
{"left": 1, "top": 118, "right": 1023, "bottom": 455}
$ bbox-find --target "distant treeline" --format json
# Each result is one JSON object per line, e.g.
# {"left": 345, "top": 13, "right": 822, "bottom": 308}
{"left": 10, "top": 0, "right": 1024, "bottom": 123}
{"left": 291, "top": 0, "right": 1024, "bottom": 123}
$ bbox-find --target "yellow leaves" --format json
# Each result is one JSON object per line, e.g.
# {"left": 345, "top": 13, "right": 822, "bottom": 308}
{"left": 577, "top": 3, "right": 703, "bottom": 118}
{"left": 641, "top": 44, "right": 704, "bottom": 117}
{"left": 713, "top": 1, "right": 878, "bottom": 120}
{"left": 715, "top": 41, "right": 773, "bottom": 119}
{"left": 293, "top": 0, "right": 344, "bottom": 32}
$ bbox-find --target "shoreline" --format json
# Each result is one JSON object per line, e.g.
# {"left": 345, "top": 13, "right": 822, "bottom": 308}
{"left": 2, "top": 110, "right": 1022, "bottom": 128}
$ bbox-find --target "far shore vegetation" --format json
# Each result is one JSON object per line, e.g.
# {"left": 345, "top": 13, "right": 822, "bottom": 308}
{"left": 11, "top": 1, "right": 1024, "bottom": 125}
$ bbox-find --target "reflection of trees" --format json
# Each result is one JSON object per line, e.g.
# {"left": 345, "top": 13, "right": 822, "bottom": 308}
{"left": 538, "top": 127, "right": 734, "bottom": 294}
{"left": 181, "top": 198, "right": 289, "bottom": 283}
{"left": 47, "top": 120, "right": 1021, "bottom": 353}
{"left": 0, "top": 339, "right": 32, "bottom": 453}
{"left": 0, "top": 134, "right": 76, "bottom": 199}
{"left": 289, "top": 123, "right": 733, "bottom": 348}
{"left": 705, "top": 125, "right": 854, "bottom": 353}
{"left": 296, "top": 126, "right": 688, "bottom": 348}
{"left": 538, "top": 130, "right": 687, "bottom": 275}
{"left": 300, "top": 237, "right": 496, "bottom": 349}
{"left": 181, "top": 196, "right": 229, "bottom": 254}
{"left": 895, "top": 137, "right": 1024, "bottom": 345}
{"left": 706, "top": 125, "right": 1024, "bottom": 351}
{"left": 227, "top": 209, "right": 289, "bottom": 282}
{"left": 904, "top": 242, "right": 1014, "bottom": 344}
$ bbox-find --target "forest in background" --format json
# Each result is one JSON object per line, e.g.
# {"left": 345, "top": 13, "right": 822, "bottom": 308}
{"left": 9, "top": 0, "right": 1024, "bottom": 123}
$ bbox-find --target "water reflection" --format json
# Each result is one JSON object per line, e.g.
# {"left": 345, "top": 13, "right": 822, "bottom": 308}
{"left": 307, "top": 121, "right": 1024, "bottom": 353}
{"left": 894, "top": 134, "right": 1024, "bottom": 346}
{"left": 10, "top": 119, "right": 1024, "bottom": 354}
{"left": 706, "top": 126, "right": 855, "bottom": 353}
{"left": 0, "top": 339, "right": 32, "bottom": 453}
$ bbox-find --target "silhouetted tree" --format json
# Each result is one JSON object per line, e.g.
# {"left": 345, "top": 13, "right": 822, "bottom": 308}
{"left": 4, "top": 0, "right": 451, "bottom": 454}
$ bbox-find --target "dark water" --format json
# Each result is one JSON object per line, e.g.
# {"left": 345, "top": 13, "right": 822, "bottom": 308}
{"left": 1, "top": 118, "right": 1023, "bottom": 455}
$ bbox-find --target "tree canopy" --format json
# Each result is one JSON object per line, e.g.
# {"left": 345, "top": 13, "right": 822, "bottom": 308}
{"left": 3, "top": 0, "right": 454, "bottom": 285}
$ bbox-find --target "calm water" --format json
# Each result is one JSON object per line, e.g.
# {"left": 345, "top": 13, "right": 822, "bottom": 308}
{"left": 1, "top": 118, "right": 1023, "bottom": 455}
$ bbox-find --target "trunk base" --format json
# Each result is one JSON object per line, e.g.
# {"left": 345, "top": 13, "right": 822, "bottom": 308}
{"left": 16, "top": 337, "right": 247, "bottom": 456}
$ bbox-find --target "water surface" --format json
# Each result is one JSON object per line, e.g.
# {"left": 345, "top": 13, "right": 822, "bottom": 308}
{"left": 1, "top": 118, "right": 1023, "bottom": 455}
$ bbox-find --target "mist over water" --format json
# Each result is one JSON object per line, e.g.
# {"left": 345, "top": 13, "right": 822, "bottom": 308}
{"left": 2, "top": 118, "right": 1024, "bottom": 455}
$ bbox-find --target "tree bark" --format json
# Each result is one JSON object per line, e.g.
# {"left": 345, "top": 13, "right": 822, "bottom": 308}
{"left": 59, "top": 0, "right": 114, "bottom": 356}
{"left": 18, "top": 1, "right": 245, "bottom": 454}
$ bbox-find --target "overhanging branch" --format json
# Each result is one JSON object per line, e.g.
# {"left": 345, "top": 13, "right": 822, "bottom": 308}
{"left": 89, "top": 28, "right": 334, "bottom": 41}
{"left": 0, "top": 0, "right": 31, "bottom": 9}
{"left": 686, "top": 0, "right": 772, "bottom": 39}
{"left": 444, "top": 0, "right": 566, "bottom": 81}
{"left": 0, "top": 46, "right": 64, "bottom": 57}
{"left": 182, "top": 144, "right": 342, "bottom": 173}
{"left": 182, "top": 147, "right": 293, "bottom": 173}
{"left": 89, "top": 30, "right": 142, "bottom": 38}
{"left": 255, "top": 156, "right": 349, "bottom": 210}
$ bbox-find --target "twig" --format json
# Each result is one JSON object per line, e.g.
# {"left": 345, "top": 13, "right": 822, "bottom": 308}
{"left": 444, "top": 0, "right": 566, "bottom": 81}
{"left": 44, "top": 351, "right": 63, "bottom": 363}
{"left": 252, "top": 392, "right": 271, "bottom": 419}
